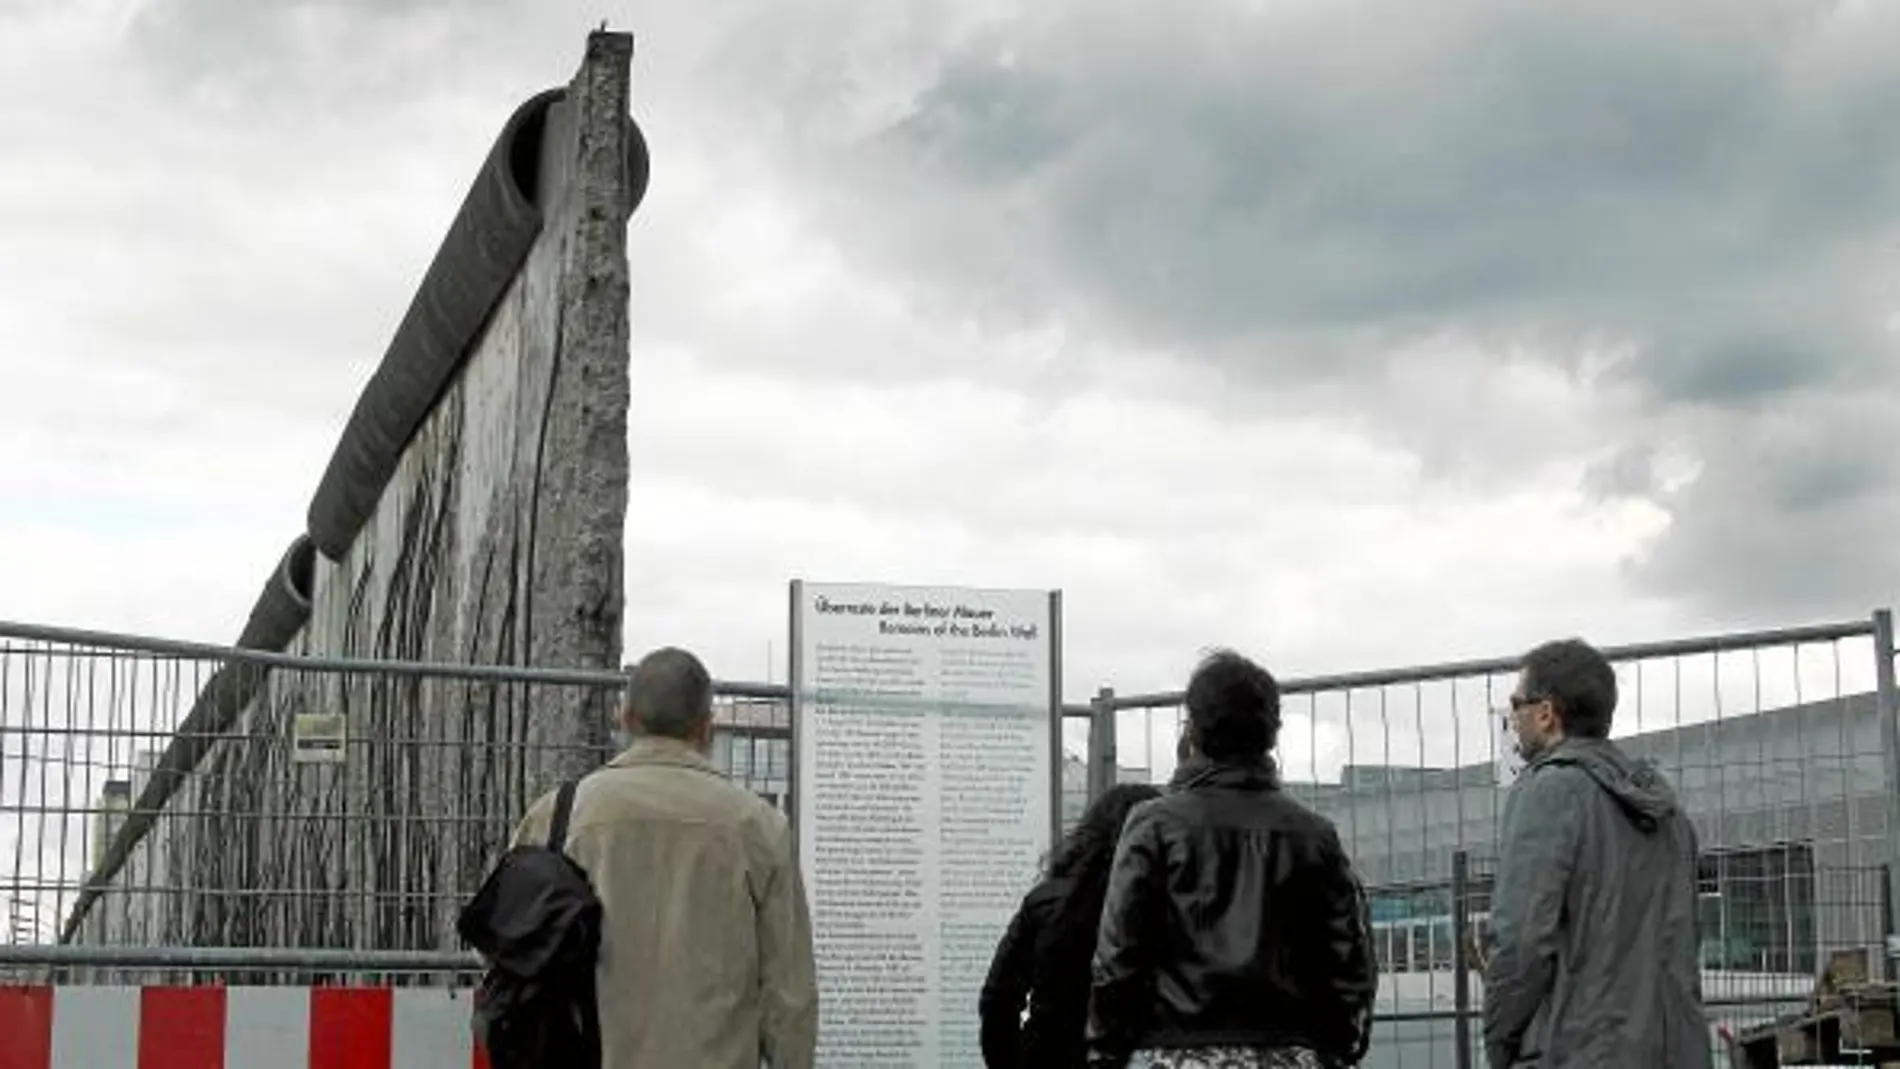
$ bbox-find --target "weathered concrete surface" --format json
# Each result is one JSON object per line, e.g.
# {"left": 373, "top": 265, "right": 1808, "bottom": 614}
{"left": 70, "top": 33, "right": 637, "bottom": 956}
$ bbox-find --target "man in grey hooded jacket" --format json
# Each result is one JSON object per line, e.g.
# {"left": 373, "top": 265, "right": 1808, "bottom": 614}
{"left": 1484, "top": 638, "right": 1710, "bottom": 1068}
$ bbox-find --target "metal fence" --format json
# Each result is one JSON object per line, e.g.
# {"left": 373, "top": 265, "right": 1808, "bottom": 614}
{"left": 0, "top": 620, "right": 789, "bottom": 986}
{"left": 1081, "top": 612, "right": 1900, "bottom": 1067}
{"left": 5, "top": 612, "right": 1898, "bottom": 1066}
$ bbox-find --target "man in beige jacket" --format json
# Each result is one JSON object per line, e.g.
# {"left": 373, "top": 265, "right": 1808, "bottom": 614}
{"left": 512, "top": 647, "right": 818, "bottom": 1069}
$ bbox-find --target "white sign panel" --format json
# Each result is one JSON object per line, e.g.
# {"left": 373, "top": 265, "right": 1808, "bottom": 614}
{"left": 790, "top": 580, "right": 1061, "bottom": 1069}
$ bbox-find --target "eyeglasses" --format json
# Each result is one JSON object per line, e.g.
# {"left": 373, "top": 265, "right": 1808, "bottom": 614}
{"left": 1508, "top": 693, "right": 1546, "bottom": 711}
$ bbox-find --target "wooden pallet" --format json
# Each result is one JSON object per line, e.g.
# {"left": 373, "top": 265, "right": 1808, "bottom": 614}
{"left": 1726, "top": 951, "right": 1900, "bottom": 1067}
{"left": 1727, "top": 1006, "right": 1897, "bottom": 1066}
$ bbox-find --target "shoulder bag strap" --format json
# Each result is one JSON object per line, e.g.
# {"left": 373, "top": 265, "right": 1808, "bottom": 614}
{"left": 547, "top": 777, "right": 583, "bottom": 852}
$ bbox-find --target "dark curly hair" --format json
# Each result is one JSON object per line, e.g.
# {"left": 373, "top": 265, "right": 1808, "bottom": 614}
{"left": 1046, "top": 783, "right": 1163, "bottom": 884}
{"left": 1185, "top": 648, "right": 1280, "bottom": 761}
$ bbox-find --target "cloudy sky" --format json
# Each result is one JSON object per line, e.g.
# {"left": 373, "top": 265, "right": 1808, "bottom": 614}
{"left": 4, "top": 0, "right": 1898, "bottom": 739}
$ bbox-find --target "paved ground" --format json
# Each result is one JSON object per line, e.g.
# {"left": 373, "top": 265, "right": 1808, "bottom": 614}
{"left": 1363, "top": 1018, "right": 1475, "bottom": 1069}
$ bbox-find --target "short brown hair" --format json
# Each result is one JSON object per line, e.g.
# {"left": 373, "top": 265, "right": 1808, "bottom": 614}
{"left": 1520, "top": 638, "right": 1616, "bottom": 739}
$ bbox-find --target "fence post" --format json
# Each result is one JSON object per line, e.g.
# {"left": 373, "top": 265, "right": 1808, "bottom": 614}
{"left": 1883, "top": 863, "right": 1894, "bottom": 980}
{"left": 1452, "top": 848, "right": 1473, "bottom": 1069}
{"left": 1088, "top": 687, "right": 1117, "bottom": 803}
{"left": 1876, "top": 609, "right": 1900, "bottom": 975}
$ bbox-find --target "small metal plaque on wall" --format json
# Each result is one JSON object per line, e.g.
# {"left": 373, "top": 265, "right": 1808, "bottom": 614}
{"left": 293, "top": 712, "right": 347, "bottom": 764}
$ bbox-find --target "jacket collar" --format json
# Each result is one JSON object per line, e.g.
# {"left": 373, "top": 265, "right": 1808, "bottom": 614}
{"left": 1175, "top": 755, "right": 1280, "bottom": 792}
{"left": 1524, "top": 734, "right": 1609, "bottom": 772}
{"left": 1167, "top": 757, "right": 1208, "bottom": 790}
{"left": 607, "top": 734, "right": 718, "bottom": 773}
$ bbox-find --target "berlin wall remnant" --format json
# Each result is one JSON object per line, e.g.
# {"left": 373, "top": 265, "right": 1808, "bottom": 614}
{"left": 66, "top": 32, "right": 646, "bottom": 955}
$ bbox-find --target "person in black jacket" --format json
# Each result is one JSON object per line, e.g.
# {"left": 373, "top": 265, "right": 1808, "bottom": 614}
{"left": 1088, "top": 650, "right": 1379, "bottom": 1069}
{"left": 981, "top": 783, "right": 1164, "bottom": 1069}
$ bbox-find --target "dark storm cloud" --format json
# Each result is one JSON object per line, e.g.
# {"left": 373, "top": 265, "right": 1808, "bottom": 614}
{"left": 88, "top": 0, "right": 1900, "bottom": 620}
{"left": 1624, "top": 393, "right": 1900, "bottom": 615}
{"left": 828, "top": 1, "right": 1897, "bottom": 385}
{"left": 767, "top": 0, "right": 1900, "bottom": 616}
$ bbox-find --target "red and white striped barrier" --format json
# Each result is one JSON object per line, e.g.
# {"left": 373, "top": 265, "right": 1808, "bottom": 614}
{"left": 0, "top": 985, "right": 489, "bottom": 1069}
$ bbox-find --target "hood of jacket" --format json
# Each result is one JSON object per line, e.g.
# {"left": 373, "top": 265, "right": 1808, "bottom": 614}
{"left": 1531, "top": 735, "right": 1679, "bottom": 833}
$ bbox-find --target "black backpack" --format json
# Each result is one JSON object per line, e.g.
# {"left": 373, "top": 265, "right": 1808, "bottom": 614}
{"left": 457, "top": 778, "right": 603, "bottom": 1069}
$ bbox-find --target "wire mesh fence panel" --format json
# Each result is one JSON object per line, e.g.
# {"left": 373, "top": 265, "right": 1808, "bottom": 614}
{"left": 1059, "top": 705, "right": 1097, "bottom": 833}
{"left": 4, "top": 611, "right": 1894, "bottom": 1055}
{"left": 0, "top": 624, "right": 792, "bottom": 987}
{"left": 1100, "top": 619, "right": 1890, "bottom": 1067}
{"left": 1457, "top": 855, "right": 1883, "bottom": 1063}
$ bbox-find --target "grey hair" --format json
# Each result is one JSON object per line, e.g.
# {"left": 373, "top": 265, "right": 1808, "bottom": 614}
{"left": 624, "top": 647, "right": 713, "bottom": 739}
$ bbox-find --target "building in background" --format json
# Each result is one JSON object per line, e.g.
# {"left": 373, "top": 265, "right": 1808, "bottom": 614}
{"left": 707, "top": 688, "right": 1883, "bottom": 984}
{"left": 90, "top": 780, "right": 132, "bottom": 872}
{"left": 1283, "top": 692, "right": 1889, "bottom": 981}
{"left": 709, "top": 696, "right": 792, "bottom": 811}
{"left": 104, "top": 750, "right": 164, "bottom": 945}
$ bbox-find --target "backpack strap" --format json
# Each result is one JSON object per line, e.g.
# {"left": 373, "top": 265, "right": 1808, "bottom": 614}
{"left": 547, "top": 777, "right": 582, "bottom": 852}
